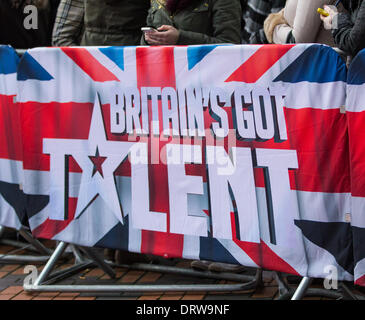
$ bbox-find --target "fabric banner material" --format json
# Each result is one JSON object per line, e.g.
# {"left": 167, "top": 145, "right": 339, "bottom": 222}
{"left": 347, "top": 49, "right": 365, "bottom": 286}
{"left": 0, "top": 45, "right": 27, "bottom": 230}
{"left": 14, "top": 44, "right": 355, "bottom": 281}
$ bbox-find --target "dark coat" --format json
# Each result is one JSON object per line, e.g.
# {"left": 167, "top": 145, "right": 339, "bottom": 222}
{"left": 333, "top": 0, "right": 365, "bottom": 56}
{"left": 81, "top": 0, "right": 150, "bottom": 46}
{"left": 141, "top": 0, "right": 242, "bottom": 45}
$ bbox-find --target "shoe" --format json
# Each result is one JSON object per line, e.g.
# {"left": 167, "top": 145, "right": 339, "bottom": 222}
{"left": 190, "top": 260, "right": 213, "bottom": 271}
{"left": 208, "top": 262, "right": 246, "bottom": 273}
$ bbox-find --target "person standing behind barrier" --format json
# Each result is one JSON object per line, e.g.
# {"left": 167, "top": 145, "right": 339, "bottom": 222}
{"left": 141, "top": 0, "right": 242, "bottom": 45}
{"left": 320, "top": 0, "right": 365, "bottom": 57}
{"left": 52, "top": 0, "right": 150, "bottom": 46}
{"left": 241, "top": 0, "right": 286, "bottom": 44}
{"left": 264, "top": 0, "right": 336, "bottom": 46}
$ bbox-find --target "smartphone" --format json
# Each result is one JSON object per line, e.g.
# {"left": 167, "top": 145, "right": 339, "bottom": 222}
{"left": 141, "top": 27, "right": 158, "bottom": 34}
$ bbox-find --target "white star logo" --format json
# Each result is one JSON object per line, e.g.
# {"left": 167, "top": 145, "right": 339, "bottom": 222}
{"left": 44, "top": 94, "right": 136, "bottom": 224}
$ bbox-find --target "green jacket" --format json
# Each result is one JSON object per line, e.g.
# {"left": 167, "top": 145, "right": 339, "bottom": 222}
{"left": 81, "top": 0, "right": 150, "bottom": 46}
{"left": 141, "top": 0, "right": 242, "bottom": 45}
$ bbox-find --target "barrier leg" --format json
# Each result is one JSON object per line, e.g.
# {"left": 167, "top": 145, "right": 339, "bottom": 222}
{"left": 0, "top": 225, "right": 56, "bottom": 264}
{"left": 34, "top": 242, "right": 68, "bottom": 286}
{"left": 291, "top": 277, "right": 312, "bottom": 300}
{"left": 340, "top": 282, "right": 359, "bottom": 300}
{"left": 274, "top": 272, "right": 291, "bottom": 298}
{"left": 18, "top": 227, "right": 52, "bottom": 255}
{"left": 80, "top": 247, "right": 116, "bottom": 279}
{"left": 70, "top": 245, "right": 85, "bottom": 264}
{"left": 33, "top": 242, "right": 93, "bottom": 286}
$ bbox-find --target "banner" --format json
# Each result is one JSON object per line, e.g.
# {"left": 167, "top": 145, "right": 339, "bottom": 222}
{"left": 16, "top": 44, "right": 353, "bottom": 281}
{"left": 0, "top": 45, "right": 27, "bottom": 230}
{"left": 347, "top": 49, "right": 365, "bottom": 286}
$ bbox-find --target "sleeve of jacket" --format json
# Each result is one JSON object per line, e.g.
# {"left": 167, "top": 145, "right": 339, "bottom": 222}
{"left": 177, "top": 0, "right": 242, "bottom": 45}
{"left": 52, "top": 0, "right": 84, "bottom": 46}
{"left": 332, "top": 2, "right": 365, "bottom": 56}
{"left": 273, "top": 0, "right": 327, "bottom": 44}
{"left": 140, "top": 3, "right": 155, "bottom": 46}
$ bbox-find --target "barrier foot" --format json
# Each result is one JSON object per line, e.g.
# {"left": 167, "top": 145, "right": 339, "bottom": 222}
{"left": 0, "top": 254, "right": 51, "bottom": 264}
{"left": 110, "top": 262, "right": 257, "bottom": 283}
{"left": 24, "top": 268, "right": 262, "bottom": 294}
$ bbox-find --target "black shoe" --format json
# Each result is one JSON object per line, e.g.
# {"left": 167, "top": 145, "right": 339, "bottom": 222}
{"left": 208, "top": 262, "right": 245, "bottom": 273}
{"left": 190, "top": 260, "right": 212, "bottom": 271}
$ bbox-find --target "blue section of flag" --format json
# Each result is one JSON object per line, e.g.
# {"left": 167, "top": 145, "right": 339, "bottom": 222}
{"left": 0, "top": 45, "right": 19, "bottom": 75}
{"left": 274, "top": 44, "right": 347, "bottom": 83}
{"left": 187, "top": 45, "right": 218, "bottom": 70}
{"left": 348, "top": 49, "right": 365, "bottom": 85}
{"left": 99, "top": 47, "right": 125, "bottom": 71}
{"left": 199, "top": 237, "right": 239, "bottom": 265}
{"left": 17, "top": 52, "right": 53, "bottom": 81}
{"left": 94, "top": 218, "right": 129, "bottom": 251}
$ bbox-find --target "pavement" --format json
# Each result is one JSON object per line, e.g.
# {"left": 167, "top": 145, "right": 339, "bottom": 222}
{"left": 0, "top": 238, "right": 364, "bottom": 301}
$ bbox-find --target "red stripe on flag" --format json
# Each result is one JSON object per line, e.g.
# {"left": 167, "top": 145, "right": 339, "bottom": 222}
{"left": 61, "top": 48, "right": 119, "bottom": 82}
{"left": 347, "top": 111, "right": 365, "bottom": 197}
{"left": 285, "top": 107, "right": 351, "bottom": 193}
{"left": 355, "top": 274, "right": 365, "bottom": 287}
{"left": 225, "top": 45, "right": 295, "bottom": 83}
{"left": 32, "top": 197, "right": 76, "bottom": 239}
{"left": 136, "top": 46, "right": 184, "bottom": 258}
{"left": 20, "top": 101, "right": 93, "bottom": 171}
{"left": 0, "top": 95, "right": 23, "bottom": 161}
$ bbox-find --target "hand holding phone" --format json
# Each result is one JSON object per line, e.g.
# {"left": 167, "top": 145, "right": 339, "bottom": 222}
{"left": 141, "top": 27, "right": 158, "bottom": 34}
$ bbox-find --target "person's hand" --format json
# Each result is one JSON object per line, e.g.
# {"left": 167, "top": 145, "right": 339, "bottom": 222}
{"left": 145, "top": 25, "right": 180, "bottom": 45}
{"left": 264, "top": 9, "right": 286, "bottom": 43}
{"left": 320, "top": 5, "right": 338, "bottom": 30}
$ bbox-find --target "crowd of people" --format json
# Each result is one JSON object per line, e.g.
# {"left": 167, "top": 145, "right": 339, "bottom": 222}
{"left": 0, "top": 0, "right": 364, "bottom": 271}
{"left": 0, "top": 0, "right": 364, "bottom": 58}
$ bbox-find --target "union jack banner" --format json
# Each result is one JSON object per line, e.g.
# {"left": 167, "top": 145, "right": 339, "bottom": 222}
{"left": 15, "top": 43, "right": 356, "bottom": 282}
